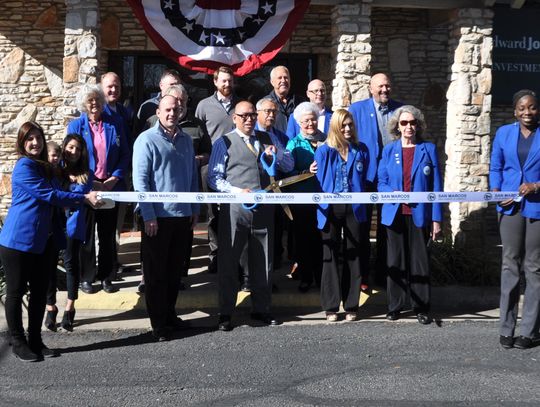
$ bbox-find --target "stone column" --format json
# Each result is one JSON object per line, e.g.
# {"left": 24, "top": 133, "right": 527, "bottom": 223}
{"left": 331, "top": 0, "right": 372, "bottom": 109}
{"left": 445, "top": 9, "right": 494, "bottom": 260}
{"left": 61, "top": 0, "right": 100, "bottom": 121}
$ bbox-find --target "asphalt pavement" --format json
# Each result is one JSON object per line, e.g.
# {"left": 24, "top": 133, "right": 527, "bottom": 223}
{"left": 0, "top": 322, "right": 539, "bottom": 406}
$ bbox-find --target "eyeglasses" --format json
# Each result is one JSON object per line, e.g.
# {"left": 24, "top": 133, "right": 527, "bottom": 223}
{"left": 308, "top": 89, "right": 325, "bottom": 94}
{"left": 399, "top": 120, "right": 418, "bottom": 127}
{"left": 258, "top": 109, "right": 277, "bottom": 115}
{"left": 235, "top": 112, "right": 257, "bottom": 121}
{"left": 300, "top": 119, "right": 318, "bottom": 125}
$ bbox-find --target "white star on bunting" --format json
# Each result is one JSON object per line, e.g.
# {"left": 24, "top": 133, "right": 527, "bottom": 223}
{"left": 164, "top": 0, "right": 174, "bottom": 10}
{"left": 261, "top": 2, "right": 273, "bottom": 14}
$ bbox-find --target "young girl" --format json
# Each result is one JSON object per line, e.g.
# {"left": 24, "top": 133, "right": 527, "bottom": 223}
{"left": 43, "top": 141, "right": 64, "bottom": 331}
{"left": 59, "top": 133, "right": 93, "bottom": 331}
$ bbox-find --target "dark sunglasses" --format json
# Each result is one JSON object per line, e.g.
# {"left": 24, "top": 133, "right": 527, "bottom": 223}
{"left": 399, "top": 120, "right": 418, "bottom": 127}
{"left": 235, "top": 113, "right": 257, "bottom": 121}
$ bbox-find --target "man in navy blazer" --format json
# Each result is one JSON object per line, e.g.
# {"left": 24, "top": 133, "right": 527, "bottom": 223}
{"left": 286, "top": 79, "right": 332, "bottom": 139}
{"left": 348, "top": 73, "right": 403, "bottom": 286}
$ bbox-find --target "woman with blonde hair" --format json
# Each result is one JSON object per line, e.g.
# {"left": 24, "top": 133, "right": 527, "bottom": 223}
{"left": 313, "top": 109, "right": 370, "bottom": 322}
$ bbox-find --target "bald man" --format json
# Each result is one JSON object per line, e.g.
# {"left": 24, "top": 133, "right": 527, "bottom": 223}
{"left": 286, "top": 79, "right": 333, "bottom": 139}
{"left": 348, "top": 73, "right": 404, "bottom": 287}
{"left": 207, "top": 101, "right": 293, "bottom": 331}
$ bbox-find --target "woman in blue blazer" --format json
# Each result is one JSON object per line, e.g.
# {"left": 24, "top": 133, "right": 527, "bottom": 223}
{"left": 314, "top": 109, "right": 369, "bottom": 322}
{"left": 490, "top": 89, "right": 540, "bottom": 350}
{"left": 67, "top": 84, "right": 129, "bottom": 294}
{"left": 0, "top": 122, "right": 101, "bottom": 362}
{"left": 377, "top": 105, "right": 442, "bottom": 325}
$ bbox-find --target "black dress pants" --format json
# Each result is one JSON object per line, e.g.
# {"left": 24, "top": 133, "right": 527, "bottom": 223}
{"left": 141, "top": 216, "right": 191, "bottom": 332}
{"left": 385, "top": 213, "right": 430, "bottom": 313}
{"left": 80, "top": 205, "right": 118, "bottom": 283}
{"left": 291, "top": 204, "right": 322, "bottom": 286}
{"left": 320, "top": 204, "right": 365, "bottom": 312}
{"left": 0, "top": 237, "right": 56, "bottom": 343}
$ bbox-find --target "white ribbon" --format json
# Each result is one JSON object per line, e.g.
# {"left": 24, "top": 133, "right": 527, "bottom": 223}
{"left": 98, "top": 191, "right": 517, "bottom": 204}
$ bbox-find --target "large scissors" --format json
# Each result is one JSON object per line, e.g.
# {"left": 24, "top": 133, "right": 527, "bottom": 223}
{"left": 242, "top": 151, "right": 314, "bottom": 220}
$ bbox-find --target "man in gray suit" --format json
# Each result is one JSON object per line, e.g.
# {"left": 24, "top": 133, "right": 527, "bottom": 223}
{"left": 207, "top": 101, "right": 293, "bottom": 331}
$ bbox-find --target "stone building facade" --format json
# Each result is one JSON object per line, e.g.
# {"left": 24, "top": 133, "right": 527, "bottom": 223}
{"left": 0, "top": 0, "right": 530, "bottom": 277}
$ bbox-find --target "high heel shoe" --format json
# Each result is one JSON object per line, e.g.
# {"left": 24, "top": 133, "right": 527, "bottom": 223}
{"left": 44, "top": 307, "right": 58, "bottom": 332}
{"left": 61, "top": 309, "right": 76, "bottom": 332}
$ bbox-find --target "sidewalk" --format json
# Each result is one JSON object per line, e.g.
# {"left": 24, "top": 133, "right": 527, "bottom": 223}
{"left": 0, "top": 223, "right": 505, "bottom": 331}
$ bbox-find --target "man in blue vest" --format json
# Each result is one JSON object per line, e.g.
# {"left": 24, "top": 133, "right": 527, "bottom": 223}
{"left": 348, "top": 73, "right": 403, "bottom": 288}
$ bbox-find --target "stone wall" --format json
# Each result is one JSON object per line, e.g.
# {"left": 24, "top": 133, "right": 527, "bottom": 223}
{"left": 445, "top": 8, "right": 500, "bottom": 277}
{"left": 0, "top": 1, "right": 66, "bottom": 212}
{"left": 371, "top": 8, "right": 449, "bottom": 153}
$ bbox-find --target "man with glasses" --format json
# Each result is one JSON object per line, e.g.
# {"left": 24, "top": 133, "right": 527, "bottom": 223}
{"left": 348, "top": 73, "right": 404, "bottom": 288}
{"left": 286, "top": 79, "right": 333, "bottom": 139}
{"left": 207, "top": 101, "right": 293, "bottom": 331}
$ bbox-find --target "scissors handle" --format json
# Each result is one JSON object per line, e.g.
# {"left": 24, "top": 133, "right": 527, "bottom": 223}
{"left": 260, "top": 151, "right": 277, "bottom": 177}
{"left": 242, "top": 189, "right": 266, "bottom": 211}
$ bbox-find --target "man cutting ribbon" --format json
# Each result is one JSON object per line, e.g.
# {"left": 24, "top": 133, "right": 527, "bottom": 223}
{"left": 207, "top": 100, "right": 293, "bottom": 331}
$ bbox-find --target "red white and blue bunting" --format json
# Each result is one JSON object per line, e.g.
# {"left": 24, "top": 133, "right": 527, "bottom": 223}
{"left": 126, "top": 0, "right": 311, "bottom": 75}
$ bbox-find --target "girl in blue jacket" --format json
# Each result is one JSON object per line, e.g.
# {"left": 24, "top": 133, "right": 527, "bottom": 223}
{"left": 0, "top": 122, "right": 101, "bottom": 362}
{"left": 44, "top": 134, "right": 93, "bottom": 332}
{"left": 314, "top": 109, "right": 370, "bottom": 322}
{"left": 490, "top": 89, "right": 540, "bottom": 350}
{"left": 378, "top": 105, "right": 442, "bottom": 325}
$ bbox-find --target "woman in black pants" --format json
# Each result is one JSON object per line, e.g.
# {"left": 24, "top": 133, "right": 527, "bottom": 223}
{"left": 0, "top": 122, "right": 101, "bottom": 362}
{"left": 313, "top": 109, "right": 370, "bottom": 322}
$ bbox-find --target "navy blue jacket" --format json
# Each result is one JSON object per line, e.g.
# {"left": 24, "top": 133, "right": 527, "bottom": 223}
{"left": 314, "top": 142, "right": 369, "bottom": 229}
{"left": 490, "top": 122, "right": 540, "bottom": 219}
{"left": 377, "top": 140, "right": 443, "bottom": 228}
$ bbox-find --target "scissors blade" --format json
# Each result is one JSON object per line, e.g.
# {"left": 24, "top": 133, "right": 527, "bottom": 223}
{"left": 274, "top": 172, "right": 315, "bottom": 188}
{"left": 271, "top": 184, "right": 294, "bottom": 220}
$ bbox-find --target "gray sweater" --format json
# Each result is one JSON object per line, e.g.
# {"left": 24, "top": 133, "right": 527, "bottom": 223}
{"left": 195, "top": 92, "right": 237, "bottom": 144}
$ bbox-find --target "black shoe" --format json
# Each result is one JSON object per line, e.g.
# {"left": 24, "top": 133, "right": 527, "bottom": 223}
{"left": 44, "top": 307, "right": 58, "bottom": 332}
{"left": 298, "top": 282, "right": 311, "bottom": 293}
{"left": 416, "top": 313, "right": 431, "bottom": 325}
{"left": 386, "top": 311, "right": 400, "bottom": 321}
{"left": 61, "top": 310, "right": 76, "bottom": 332}
{"left": 218, "top": 315, "right": 232, "bottom": 331}
{"left": 137, "top": 282, "right": 145, "bottom": 293}
{"left": 80, "top": 281, "right": 94, "bottom": 294}
{"left": 11, "top": 341, "right": 40, "bottom": 362}
{"left": 167, "top": 317, "right": 191, "bottom": 331}
{"left": 272, "top": 284, "right": 279, "bottom": 293}
{"left": 101, "top": 280, "right": 117, "bottom": 293}
{"left": 500, "top": 335, "right": 514, "bottom": 349}
{"left": 152, "top": 329, "right": 170, "bottom": 342}
{"left": 514, "top": 336, "right": 533, "bottom": 349}
{"left": 29, "top": 340, "right": 59, "bottom": 358}
{"left": 251, "top": 313, "right": 281, "bottom": 326}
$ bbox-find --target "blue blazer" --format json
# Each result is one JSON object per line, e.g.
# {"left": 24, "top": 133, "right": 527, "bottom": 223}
{"left": 286, "top": 107, "right": 333, "bottom": 140}
{"left": 0, "top": 158, "right": 85, "bottom": 254}
{"left": 489, "top": 122, "right": 540, "bottom": 219}
{"left": 67, "top": 113, "right": 130, "bottom": 190}
{"left": 348, "top": 98, "right": 403, "bottom": 183}
{"left": 314, "top": 142, "right": 369, "bottom": 229}
{"left": 65, "top": 171, "right": 94, "bottom": 242}
{"left": 103, "top": 102, "right": 133, "bottom": 146}
{"left": 377, "top": 140, "right": 443, "bottom": 228}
